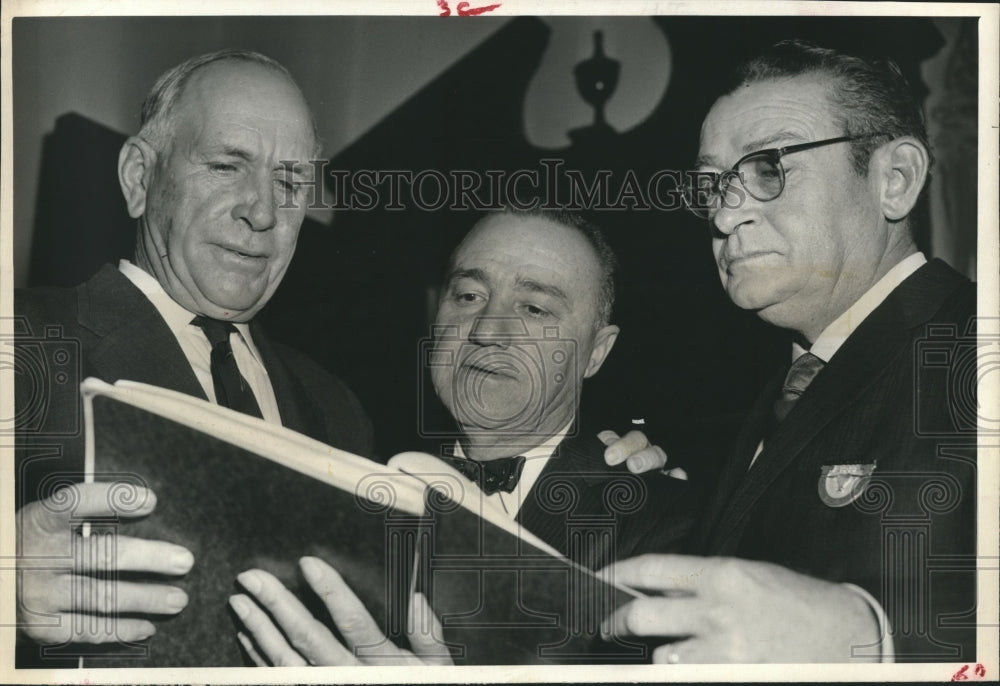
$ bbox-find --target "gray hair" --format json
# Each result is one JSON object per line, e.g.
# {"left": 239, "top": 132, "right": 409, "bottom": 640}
{"left": 724, "top": 39, "right": 933, "bottom": 177}
{"left": 137, "top": 49, "right": 321, "bottom": 156}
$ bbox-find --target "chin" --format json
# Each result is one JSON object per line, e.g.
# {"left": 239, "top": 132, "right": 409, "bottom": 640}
{"left": 725, "top": 276, "right": 795, "bottom": 313}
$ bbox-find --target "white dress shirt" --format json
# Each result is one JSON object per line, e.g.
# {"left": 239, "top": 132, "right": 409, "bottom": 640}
{"left": 451, "top": 422, "right": 574, "bottom": 517}
{"left": 118, "top": 260, "right": 282, "bottom": 425}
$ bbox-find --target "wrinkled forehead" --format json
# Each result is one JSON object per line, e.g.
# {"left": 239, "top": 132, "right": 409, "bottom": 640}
{"left": 175, "top": 61, "right": 318, "bottom": 157}
{"left": 455, "top": 216, "right": 598, "bottom": 276}
{"left": 698, "top": 76, "right": 839, "bottom": 167}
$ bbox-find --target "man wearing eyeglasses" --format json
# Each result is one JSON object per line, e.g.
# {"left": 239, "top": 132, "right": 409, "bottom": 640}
{"left": 604, "top": 40, "right": 977, "bottom": 663}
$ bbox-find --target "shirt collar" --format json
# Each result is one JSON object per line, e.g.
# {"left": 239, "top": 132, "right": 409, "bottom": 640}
{"left": 793, "top": 252, "right": 927, "bottom": 363}
{"left": 118, "top": 259, "right": 259, "bottom": 359}
{"left": 453, "top": 421, "right": 575, "bottom": 461}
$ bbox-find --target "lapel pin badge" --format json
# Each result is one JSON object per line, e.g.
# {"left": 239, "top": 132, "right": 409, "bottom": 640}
{"left": 818, "top": 463, "right": 877, "bottom": 507}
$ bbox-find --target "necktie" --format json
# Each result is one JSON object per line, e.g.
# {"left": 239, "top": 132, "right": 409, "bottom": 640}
{"left": 191, "top": 316, "right": 264, "bottom": 419}
{"left": 772, "top": 351, "right": 826, "bottom": 424}
{"left": 444, "top": 455, "right": 527, "bottom": 495}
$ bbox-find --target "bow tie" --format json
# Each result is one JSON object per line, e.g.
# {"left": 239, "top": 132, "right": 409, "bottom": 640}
{"left": 444, "top": 455, "right": 527, "bottom": 495}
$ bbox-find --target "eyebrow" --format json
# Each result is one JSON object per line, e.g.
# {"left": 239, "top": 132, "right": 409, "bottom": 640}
{"left": 695, "top": 130, "right": 805, "bottom": 169}
{"left": 514, "top": 277, "right": 570, "bottom": 304}
{"left": 277, "top": 160, "right": 311, "bottom": 177}
{"left": 446, "top": 267, "right": 490, "bottom": 287}
{"left": 446, "top": 269, "right": 570, "bottom": 304}
{"left": 740, "top": 131, "right": 804, "bottom": 155}
{"left": 215, "top": 145, "right": 255, "bottom": 163}
{"left": 212, "top": 146, "right": 310, "bottom": 177}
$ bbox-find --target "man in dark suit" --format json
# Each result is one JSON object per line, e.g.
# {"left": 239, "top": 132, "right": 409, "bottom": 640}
{"left": 14, "top": 50, "right": 371, "bottom": 658}
{"left": 226, "top": 209, "right": 695, "bottom": 665}
{"left": 605, "top": 40, "right": 977, "bottom": 663}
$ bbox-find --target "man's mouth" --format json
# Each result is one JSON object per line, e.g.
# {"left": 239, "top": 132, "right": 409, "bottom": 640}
{"left": 723, "top": 250, "right": 774, "bottom": 270}
{"left": 462, "top": 360, "right": 519, "bottom": 380}
{"left": 216, "top": 244, "right": 268, "bottom": 260}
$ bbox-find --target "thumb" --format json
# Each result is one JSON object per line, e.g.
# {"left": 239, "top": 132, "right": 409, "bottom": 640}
{"left": 596, "top": 430, "right": 620, "bottom": 447}
{"left": 22, "top": 482, "right": 157, "bottom": 534}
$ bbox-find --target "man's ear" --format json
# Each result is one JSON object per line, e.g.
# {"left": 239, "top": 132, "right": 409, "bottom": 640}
{"left": 118, "top": 136, "right": 157, "bottom": 219}
{"left": 583, "top": 324, "right": 620, "bottom": 379}
{"left": 873, "top": 136, "right": 929, "bottom": 222}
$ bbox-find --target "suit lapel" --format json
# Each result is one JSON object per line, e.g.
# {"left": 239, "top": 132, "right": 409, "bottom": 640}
{"left": 248, "top": 321, "right": 318, "bottom": 437}
{"left": 705, "top": 260, "right": 970, "bottom": 552}
{"left": 694, "top": 368, "right": 782, "bottom": 551}
{"left": 516, "top": 433, "right": 610, "bottom": 556}
{"left": 80, "top": 265, "right": 205, "bottom": 398}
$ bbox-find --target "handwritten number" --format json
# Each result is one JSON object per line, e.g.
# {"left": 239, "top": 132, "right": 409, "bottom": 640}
{"left": 952, "top": 664, "right": 987, "bottom": 682}
{"left": 437, "top": 0, "right": 501, "bottom": 16}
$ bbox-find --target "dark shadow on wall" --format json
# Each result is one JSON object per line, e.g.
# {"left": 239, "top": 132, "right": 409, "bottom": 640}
{"left": 26, "top": 16, "right": 954, "bottom": 488}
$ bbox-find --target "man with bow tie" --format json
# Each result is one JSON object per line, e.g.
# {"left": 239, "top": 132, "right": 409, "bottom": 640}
{"left": 421, "top": 209, "right": 693, "bottom": 558}
{"left": 228, "top": 208, "right": 696, "bottom": 665}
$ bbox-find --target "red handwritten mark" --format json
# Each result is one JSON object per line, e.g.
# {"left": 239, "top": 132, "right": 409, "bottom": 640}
{"left": 952, "top": 664, "right": 987, "bottom": 681}
{"left": 437, "top": 1, "right": 501, "bottom": 16}
{"left": 457, "top": 1, "right": 501, "bottom": 15}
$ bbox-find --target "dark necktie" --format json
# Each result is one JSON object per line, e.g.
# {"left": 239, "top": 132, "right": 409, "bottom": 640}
{"left": 444, "top": 455, "right": 527, "bottom": 495}
{"left": 772, "top": 351, "right": 826, "bottom": 425}
{"left": 191, "top": 316, "right": 264, "bottom": 419}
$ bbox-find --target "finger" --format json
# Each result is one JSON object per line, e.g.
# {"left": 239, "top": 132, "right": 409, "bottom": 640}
{"left": 652, "top": 638, "right": 707, "bottom": 664}
{"left": 237, "top": 630, "right": 269, "bottom": 667}
{"left": 20, "top": 483, "right": 157, "bottom": 536}
{"left": 236, "top": 569, "right": 355, "bottom": 665}
{"left": 229, "top": 594, "right": 309, "bottom": 667}
{"left": 602, "top": 596, "right": 705, "bottom": 640}
{"left": 299, "top": 557, "right": 398, "bottom": 657}
{"left": 407, "top": 592, "right": 453, "bottom": 666}
{"left": 664, "top": 467, "right": 689, "bottom": 481}
{"left": 600, "top": 554, "right": 711, "bottom": 595}
{"left": 62, "top": 577, "right": 189, "bottom": 616}
{"left": 625, "top": 445, "right": 668, "bottom": 473}
{"left": 67, "top": 534, "right": 194, "bottom": 576}
{"left": 596, "top": 430, "right": 620, "bottom": 447}
{"left": 604, "top": 430, "right": 650, "bottom": 466}
{"left": 20, "top": 612, "right": 157, "bottom": 645}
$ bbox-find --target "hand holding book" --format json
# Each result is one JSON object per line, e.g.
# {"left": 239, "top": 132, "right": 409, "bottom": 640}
{"left": 15, "top": 482, "right": 194, "bottom": 646}
{"left": 231, "top": 556, "right": 452, "bottom": 666}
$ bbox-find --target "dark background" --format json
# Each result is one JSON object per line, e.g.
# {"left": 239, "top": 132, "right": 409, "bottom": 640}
{"left": 16, "top": 15, "right": 977, "bottom": 486}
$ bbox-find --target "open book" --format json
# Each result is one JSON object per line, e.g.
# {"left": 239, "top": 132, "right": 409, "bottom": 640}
{"left": 76, "top": 378, "right": 647, "bottom": 667}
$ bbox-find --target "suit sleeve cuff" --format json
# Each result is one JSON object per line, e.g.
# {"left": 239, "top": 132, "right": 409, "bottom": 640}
{"left": 842, "top": 582, "right": 894, "bottom": 663}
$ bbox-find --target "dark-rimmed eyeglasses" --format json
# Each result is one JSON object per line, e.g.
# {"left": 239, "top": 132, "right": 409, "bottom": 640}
{"left": 682, "top": 134, "right": 887, "bottom": 220}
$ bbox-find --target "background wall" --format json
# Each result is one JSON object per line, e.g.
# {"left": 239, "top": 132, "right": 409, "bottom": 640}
{"left": 11, "top": 15, "right": 979, "bottom": 480}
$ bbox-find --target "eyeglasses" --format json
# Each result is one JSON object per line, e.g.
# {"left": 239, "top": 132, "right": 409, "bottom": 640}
{"left": 682, "top": 134, "right": 886, "bottom": 220}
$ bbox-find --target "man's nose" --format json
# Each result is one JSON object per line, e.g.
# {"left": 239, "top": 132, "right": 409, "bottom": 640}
{"left": 232, "top": 174, "right": 278, "bottom": 231}
{"left": 711, "top": 172, "right": 761, "bottom": 236}
{"left": 468, "top": 315, "right": 528, "bottom": 348}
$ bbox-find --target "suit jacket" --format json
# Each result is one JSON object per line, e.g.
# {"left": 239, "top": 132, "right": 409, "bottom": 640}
{"left": 694, "top": 259, "right": 977, "bottom": 662}
{"left": 421, "top": 431, "right": 696, "bottom": 664}
{"left": 14, "top": 264, "right": 374, "bottom": 667}
{"left": 14, "top": 263, "right": 373, "bottom": 509}
{"left": 516, "top": 432, "right": 695, "bottom": 571}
